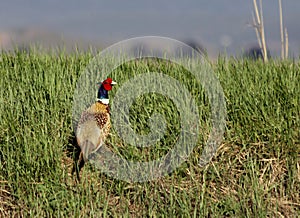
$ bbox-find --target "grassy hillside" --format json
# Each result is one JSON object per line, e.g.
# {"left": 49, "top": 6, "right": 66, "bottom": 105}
{"left": 0, "top": 50, "right": 299, "bottom": 217}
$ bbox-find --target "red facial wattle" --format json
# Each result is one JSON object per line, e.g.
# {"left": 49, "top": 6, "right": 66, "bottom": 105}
{"left": 102, "top": 78, "right": 113, "bottom": 91}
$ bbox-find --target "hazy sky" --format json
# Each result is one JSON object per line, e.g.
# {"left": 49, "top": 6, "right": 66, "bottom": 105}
{"left": 0, "top": 0, "right": 299, "bottom": 56}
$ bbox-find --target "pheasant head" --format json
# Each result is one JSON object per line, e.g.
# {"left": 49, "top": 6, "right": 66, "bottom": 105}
{"left": 97, "top": 77, "right": 117, "bottom": 105}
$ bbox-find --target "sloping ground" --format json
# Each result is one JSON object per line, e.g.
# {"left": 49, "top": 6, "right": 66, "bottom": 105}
{"left": 0, "top": 51, "right": 299, "bottom": 217}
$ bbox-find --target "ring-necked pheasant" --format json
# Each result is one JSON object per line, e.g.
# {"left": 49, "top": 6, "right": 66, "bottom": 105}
{"left": 75, "top": 77, "right": 117, "bottom": 176}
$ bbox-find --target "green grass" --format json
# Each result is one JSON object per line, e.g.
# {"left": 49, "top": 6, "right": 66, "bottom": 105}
{"left": 0, "top": 49, "right": 299, "bottom": 217}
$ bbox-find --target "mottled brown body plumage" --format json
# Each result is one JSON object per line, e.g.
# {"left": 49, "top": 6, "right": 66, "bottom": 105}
{"left": 76, "top": 102, "right": 111, "bottom": 163}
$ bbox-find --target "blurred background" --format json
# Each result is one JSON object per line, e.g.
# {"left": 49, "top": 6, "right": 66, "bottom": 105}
{"left": 0, "top": 0, "right": 299, "bottom": 58}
